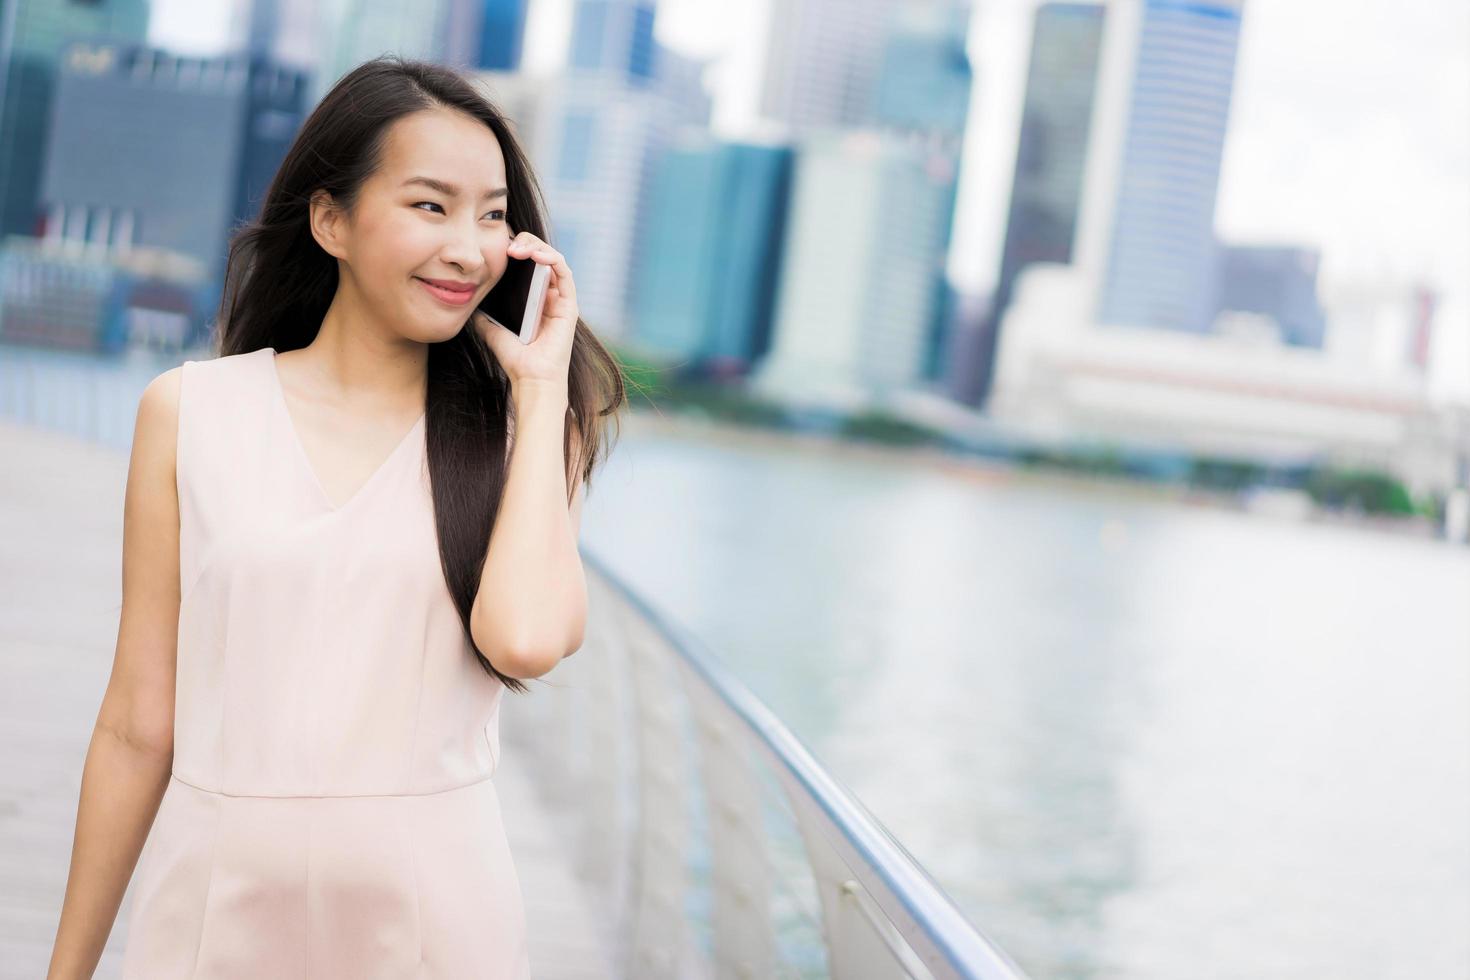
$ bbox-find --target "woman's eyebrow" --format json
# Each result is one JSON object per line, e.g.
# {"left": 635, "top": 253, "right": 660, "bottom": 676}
{"left": 402, "top": 175, "right": 508, "bottom": 200}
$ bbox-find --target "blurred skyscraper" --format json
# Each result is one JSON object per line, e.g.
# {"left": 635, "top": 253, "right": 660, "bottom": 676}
{"left": 750, "top": 129, "right": 959, "bottom": 409}
{"left": 42, "top": 42, "right": 307, "bottom": 266}
{"left": 235, "top": 0, "right": 534, "bottom": 110}
{"left": 504, "top": 0, "right": 710, "bottom": 339}
{"left": 566, "top": 0, "right": 656, "bottom": 80}
{"left": 475, "top": 0, "right": 531, "bottom": 71}
{"left": 229, "top": 0, "right": 321, "bottom": 73}
{"left": 870, "top": 2, "right": 972, "bottom": 386}
{"left": 984, "top": 2, "right": 1456, "bottom": 496}
{"left": 757, "top": 0, "right": 893, "bottom": 135}
{"left": 871, "top": 2, "right": 972, "bottom": 143}
{"left": 1078, "top": 0, "right": 1244, "bottom": 334}
{"left": 1, "top": 40, "right": 309, "bottom": 352}
{"left": 320, "top": 0, "right": 457, "bottom": 102}
{"left": 962, "top": 2, "right": 1104, "bottom": 408}
{"left": 0, "top": 0, "right": 148, "bottom": 239}
{"left": 1215, "top": 244, "right": 1327, "bottom": 349}
{"left": 748, "top": 1, "right": 971, "bottom": 408}
{"left": 268, "top": 0, "right": 523, "bottom": 107}
{"left": 628, "top": 136, "right": 793, "bottom": 371}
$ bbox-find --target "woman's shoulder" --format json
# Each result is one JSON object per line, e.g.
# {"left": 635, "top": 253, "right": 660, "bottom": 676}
{"left": 168, "top": 347, "right": 273, "bottom": 396}
{"left": 182, "top": 346, "right": 271, "bottom": 373}
{"left": 149, "top": 347, "right": 272, "bottom": 432}
{"left": 136, "top": 363, "right": 184, "bottom": 442}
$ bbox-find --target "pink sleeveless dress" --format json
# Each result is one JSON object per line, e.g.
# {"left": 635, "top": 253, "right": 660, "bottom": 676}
{"left": 120, "top": 347, "right": 530, "bottom": 978}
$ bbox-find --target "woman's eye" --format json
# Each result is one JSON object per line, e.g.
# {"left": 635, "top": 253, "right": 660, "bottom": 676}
{"left": 412, "top": 203, "right": 505, "bottom": 222}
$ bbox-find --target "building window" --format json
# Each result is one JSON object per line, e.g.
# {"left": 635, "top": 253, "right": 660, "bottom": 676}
{"left": 558, "top": 113, "right": 594, "bottom": 183}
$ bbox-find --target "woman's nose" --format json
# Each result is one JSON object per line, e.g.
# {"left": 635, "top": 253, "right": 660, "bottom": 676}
{"left": 440, "top": 232, "right": 487, "bottom": 271}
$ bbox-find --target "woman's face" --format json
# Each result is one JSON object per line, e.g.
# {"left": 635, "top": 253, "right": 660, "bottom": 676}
{"left": 321, "top": 106, "right": 513, "bottom": 342}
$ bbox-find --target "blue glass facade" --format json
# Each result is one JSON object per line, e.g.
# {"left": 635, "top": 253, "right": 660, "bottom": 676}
{"left": 630, "top": 141, "right": 794, "bottom": 369}
{"left": 627, "top": 4, "right": 655, "bottom": 82}
{"left": 569, "top": 0, "right": 656, "bottom": 83}
{"left": 476, "top": 0, "right": 529, "bottom": 71}
{"left": 871, "top": 5, "right": 972, "bottom": 139}
{"left": 557, "top": 112, "right": 595, "bottom": 183}
{"left": 569, "top": 2, "right": 607, "bottom": 70}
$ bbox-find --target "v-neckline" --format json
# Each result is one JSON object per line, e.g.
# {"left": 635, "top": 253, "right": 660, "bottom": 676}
{"left": 264, "top": 348, "right": 426, "bottom": 514}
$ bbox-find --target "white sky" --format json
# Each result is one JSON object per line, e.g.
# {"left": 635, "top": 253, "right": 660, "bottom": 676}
{"left": 150, "top": 0, "right": 1469, "bottom": 403}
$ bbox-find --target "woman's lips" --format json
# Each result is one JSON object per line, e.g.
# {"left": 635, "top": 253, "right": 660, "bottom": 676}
{"left": 416, "top": 277, "right": 476, "bottom": 306}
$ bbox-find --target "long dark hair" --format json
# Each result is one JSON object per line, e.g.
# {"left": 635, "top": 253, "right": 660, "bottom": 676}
{"left": 211, "top": 55, "right": 627, "bottom": 693}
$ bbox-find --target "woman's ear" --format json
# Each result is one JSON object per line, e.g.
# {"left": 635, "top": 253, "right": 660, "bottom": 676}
{"left": 308, "top": 189, "right": 347, "bottom": 260}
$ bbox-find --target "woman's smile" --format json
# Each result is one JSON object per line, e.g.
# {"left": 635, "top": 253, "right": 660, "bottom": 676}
{"left": 415, "top": 276, "right": 477, "bottom": 306}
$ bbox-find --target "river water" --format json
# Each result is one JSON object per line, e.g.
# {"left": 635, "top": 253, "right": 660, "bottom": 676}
{"left": 581, "top": 413, "right": 1470, "bottom": 980}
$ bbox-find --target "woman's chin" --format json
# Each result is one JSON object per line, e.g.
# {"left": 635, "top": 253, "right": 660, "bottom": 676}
{"left": 397, "top": 309, "right": 471, "bottom": 345}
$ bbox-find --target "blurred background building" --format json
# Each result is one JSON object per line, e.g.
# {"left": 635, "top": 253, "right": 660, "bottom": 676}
{"left": 0, "top": 0, "right": 1465, "bottom": 517}
{"left": 1087, "top": 0, "right": 1243, "bottom": 335}
{"left": 981, "top": 0, "right": 1462, "bottom": 503}
{"left": 0, "top": 0, "right": 151, "bottom": 240}
{"left": 749, "top": 1, "right": 971, "bottom": 410}
{"left": 957, "top": 1, "right": 1104, "bottom": 408}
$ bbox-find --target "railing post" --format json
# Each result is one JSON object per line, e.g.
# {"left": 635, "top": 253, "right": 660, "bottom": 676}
{"left": 622, "top": 602, "right": 706, "bottom": 979}
{"left": 540, "top": 578, "right": 637, "bottom": 964}
{"left": 570, "top": 586, "right": 636, "bottom": 958}
{"left": 681, "top": 666, "right": 777, "bottom": 980}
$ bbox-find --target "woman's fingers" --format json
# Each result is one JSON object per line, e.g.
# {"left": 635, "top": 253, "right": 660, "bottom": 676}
{"left": 508, "top": 232, "right": 543, "bottom": 255}
{"left": 508, "top": 234, "right": 575, "bottom": 307}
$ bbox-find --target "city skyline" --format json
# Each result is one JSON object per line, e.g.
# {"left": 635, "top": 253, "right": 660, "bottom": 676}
{"left": 145, "top": 0, "right": 1470, "bottom": 404}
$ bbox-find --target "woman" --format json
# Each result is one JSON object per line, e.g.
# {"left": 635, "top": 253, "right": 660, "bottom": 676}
{"left": 46, "top": 55, "right": 626, "bottom": 978}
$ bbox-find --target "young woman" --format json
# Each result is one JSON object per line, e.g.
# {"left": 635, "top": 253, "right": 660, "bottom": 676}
{"left": 46, "top": 56, "right": 626, "bottom": 978}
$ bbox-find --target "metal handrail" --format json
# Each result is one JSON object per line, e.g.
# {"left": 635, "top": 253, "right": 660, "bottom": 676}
{"left": 576, "top": 546, "right": 1029, "bottom": 980}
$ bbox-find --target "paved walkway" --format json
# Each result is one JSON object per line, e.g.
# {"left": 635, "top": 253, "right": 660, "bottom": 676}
{"left": 0, "top": 419, "right": 612, "bottom": 978}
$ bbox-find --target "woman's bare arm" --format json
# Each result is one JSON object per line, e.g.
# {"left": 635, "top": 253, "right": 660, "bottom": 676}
{"left": 470, "top": 385, "right": 588, "bottom": 680}
{"left": 47, "top": 366, "right": 183, "bottom": 979}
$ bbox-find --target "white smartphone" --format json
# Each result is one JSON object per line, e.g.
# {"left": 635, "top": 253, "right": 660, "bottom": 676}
{"left": 519, "top": 263, "right": 551, "bottom": 345}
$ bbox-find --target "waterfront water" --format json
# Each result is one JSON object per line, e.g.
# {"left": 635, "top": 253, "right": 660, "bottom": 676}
{"left": 582, "top": 415, "right": 1470, "bottom": 980}
{"left": 6, "top": 346, "right": 1467, "bottom": 978}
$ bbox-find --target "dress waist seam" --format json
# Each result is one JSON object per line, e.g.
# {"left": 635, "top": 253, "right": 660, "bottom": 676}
{"left": 169, "top": 769, "right": 496, "bottom": 799}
